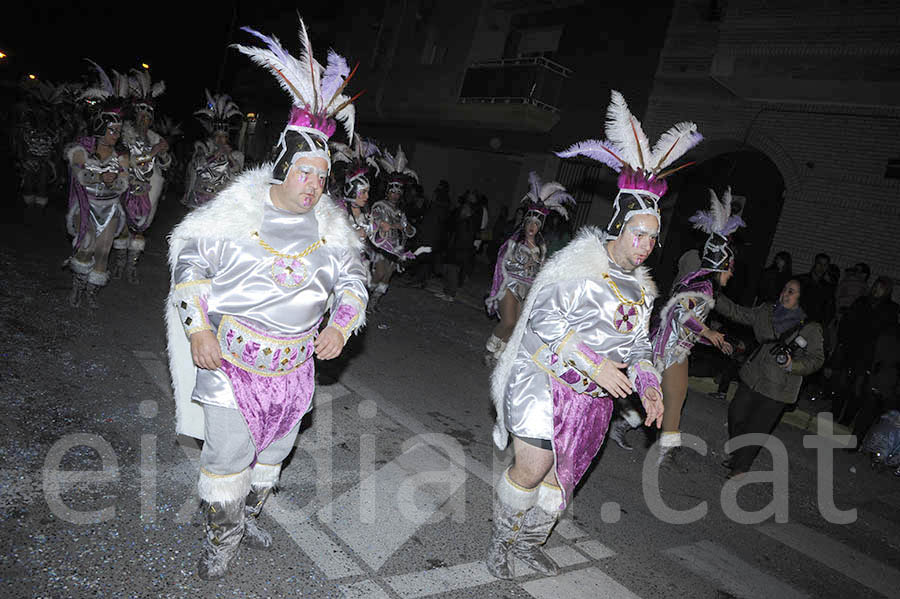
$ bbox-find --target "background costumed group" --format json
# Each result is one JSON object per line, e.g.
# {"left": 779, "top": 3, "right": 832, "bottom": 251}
{"left": 24, "top": 13, "right": 834, "bottom": 582}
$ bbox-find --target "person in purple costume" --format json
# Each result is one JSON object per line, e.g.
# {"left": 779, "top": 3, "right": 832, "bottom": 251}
{"left": 486, "top": 91, "right": 701, "bottom": 579}
{"left": 484, "top": 172, "right": 574, "bottom": 366}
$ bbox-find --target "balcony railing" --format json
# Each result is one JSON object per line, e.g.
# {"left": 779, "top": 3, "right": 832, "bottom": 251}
{"left": 458, "top": 56, "right": 572, "bottom": 113}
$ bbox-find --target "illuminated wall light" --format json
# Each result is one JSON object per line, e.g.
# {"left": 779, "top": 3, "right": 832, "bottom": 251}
{"left": 141, "top": 62, "right": 150, "bottom": 69}
{"left": 28, "top": 74, "right": 36, "bottom": 80}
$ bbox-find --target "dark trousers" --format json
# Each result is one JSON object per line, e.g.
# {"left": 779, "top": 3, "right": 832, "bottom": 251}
{"left": 727, "top": 383, "right": 788, "bottom": 472}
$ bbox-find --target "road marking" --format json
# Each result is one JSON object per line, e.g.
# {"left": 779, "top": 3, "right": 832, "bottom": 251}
{"left": 339, "top": 579, "right": 393, "bottom": 598}
{"left": 267, "top": 497, "right": 364, "bottom": 579}
{"left": 318, "top": 440, "right": 467, "bottom": 572}
{"left": 664, "top": 540, "right": 807, "bottom": 599}
{"left": 545, "top": 544, "right": 591, "bottom": 567}
{"left": 759, "top": 522, "right": 900, "bottom": 598}
{"left": 521, "top": 566, "right": 643, "bottom": 599}
{"left": 384, "top": 561, "right": 496, "bottom": 598}
{"left": 575, "top": 539, "right": 617, "bottom": 560}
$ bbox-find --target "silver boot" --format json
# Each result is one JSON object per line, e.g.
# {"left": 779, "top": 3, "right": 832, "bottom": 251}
{"left": 125, "top": 249, "right": 142, "bottom": 285}
{"left": 84, "top": 271, "right": 109, "bottom": 310}
{"left": 196, "top": 468, "right": 250, "bottom": 581}
{"left": 109, "top": 248, "right": 127, "bottom": 280}
{"left": 608, "top": 417, "right": 635, "bottom": 451}
{"left": 243, "top": 486, "right": 274, "bottom": 550}
{"left": 486, "top": 469, "right": 538, "bottom": 580}
{"left": 512, "top": 482, "right": 563, "bottom": 576}
{"left": 197, "top": 499, "right": 245, "bottom": 580}
{"left": 68, "top": 272, "right": 87, "bottom": 307}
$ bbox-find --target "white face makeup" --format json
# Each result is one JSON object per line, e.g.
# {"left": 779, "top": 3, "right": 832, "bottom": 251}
{"left": 296, "top": 164, "right": 328, "bottom": 188}
{"left": 271, "top": 156, "right": 329, "bottom": 214}
{"left": 609, "top": 214, "right": 659, "bottom": 270}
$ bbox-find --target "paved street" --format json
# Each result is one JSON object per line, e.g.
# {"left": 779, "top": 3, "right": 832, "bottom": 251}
{"left": 2, "top": 200, "right": 899, "bottom": 598}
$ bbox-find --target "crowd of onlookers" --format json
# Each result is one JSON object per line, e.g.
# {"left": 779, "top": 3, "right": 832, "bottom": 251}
{"left": 700, "top": 250, "right": 899, "bottom": 454}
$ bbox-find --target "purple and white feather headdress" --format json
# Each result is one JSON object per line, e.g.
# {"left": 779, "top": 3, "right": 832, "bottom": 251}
{"left": 332, "top": 133, "right": 381, "bottom": 200}
{"left": 232, "top": 15, "right": 362, "bottom": 182}
{"left": 556, "top": 90, "right": 702, "bottom": 237}
{"left": 80, "top": 59, "right": 130, "bottom": 133}
{"left": 128, "top": 68, "right": 166, "bottom": 114}
{"left": 379, "top": 146, "right": 419, "bottom": 191}
{"left": 689, "top": 187, "right": 746, "bottom": 272}
{"left": 193, "top": 89, "right": 242, "bottom": 135}
{"left": 521, "top": 171, "right": 575, "bottom": 227}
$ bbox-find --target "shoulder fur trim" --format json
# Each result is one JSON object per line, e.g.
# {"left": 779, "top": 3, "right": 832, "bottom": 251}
{"left": 657, "top": 290, "right": 713, "bottom": 331}
{"left": 489, "top": 226, "right": 657, "bottom": 449}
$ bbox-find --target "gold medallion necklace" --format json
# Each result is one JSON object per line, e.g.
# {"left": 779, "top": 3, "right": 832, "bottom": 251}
{"left": 252, "top": 232, "right": 326, "bottom": 288}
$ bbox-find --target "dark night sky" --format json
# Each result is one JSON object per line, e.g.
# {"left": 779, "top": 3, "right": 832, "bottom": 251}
{"left": 1, "top": 2, "right": 346, "bottom": 121}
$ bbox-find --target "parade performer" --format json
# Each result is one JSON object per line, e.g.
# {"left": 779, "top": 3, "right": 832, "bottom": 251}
{"left": 166, "top": 17, "right": 368, "bottom": 580}
{"left": 612, "top": 188, "right": 744, "bottom": 462}
{"left": 111, "top": 68, "right": 170, "bottom": 283}
{"left": 368, "top": 146, "right": 428, "bottom": 309}
{"left": 484, "top": 172, "right": 574, "bottom": 366}
{"left": 64, "top": 61, "right": 130, "bottom": 308}
{"left": 331, "top": 134, "right": 381, "bottom": 282}
{"left": 486, "top": 90, "right": 701, "bottom": 579}
{"left": 18, "top": 81, "right": 61, "bottom": 213}
{"left": 183, "top": 90, "right": 244, "bottom": 208}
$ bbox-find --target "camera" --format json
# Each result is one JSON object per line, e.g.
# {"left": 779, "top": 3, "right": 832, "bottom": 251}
{"left": 770, "top": 335, "right": 807, "bottom": 366}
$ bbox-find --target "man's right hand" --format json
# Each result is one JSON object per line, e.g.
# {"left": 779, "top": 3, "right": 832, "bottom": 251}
{"left": 190, "top": 330, "right": 222, "bottom": 369}
{"left": 593, "top": 359, "right": 632, "bottom": 398}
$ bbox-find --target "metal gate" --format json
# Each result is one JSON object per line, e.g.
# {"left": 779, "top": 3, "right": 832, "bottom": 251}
{"left": 555, "top": 158, "right": 613, "bottom": 230}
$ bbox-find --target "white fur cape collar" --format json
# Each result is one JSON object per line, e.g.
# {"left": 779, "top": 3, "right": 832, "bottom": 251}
{"left": 167, "top": 164, "right": 362, "bottom": 252}
{"left": 490, "top": 226, "right": 658, "bottom": 449}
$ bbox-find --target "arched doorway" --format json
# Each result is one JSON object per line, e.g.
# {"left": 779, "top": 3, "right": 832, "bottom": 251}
{"left": 653, "top": 148, "right": 786, "bottom": 304}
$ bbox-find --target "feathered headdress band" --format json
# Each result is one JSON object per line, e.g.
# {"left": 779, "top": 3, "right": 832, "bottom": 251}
{"left": 193, "top": 89, "right": 242, "bottom": 134}
{"left": 521, "top": 171, "right": 575, "bottom": 225}
{"left": 379, "top": 145, "right": 419, "bottom": 188}
{"left": 689, "top": 187, "right": 746, "bottom": 272}
{"left": 128, "top": 68, "right": 165, "bottom": 113}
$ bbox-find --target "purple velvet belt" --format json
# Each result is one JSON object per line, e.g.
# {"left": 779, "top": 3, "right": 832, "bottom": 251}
{"left": 216, "top": 316, "right": 319, "bottom": 455}
{"left": 531, "top": 344, "right": 605, "bottom": 397}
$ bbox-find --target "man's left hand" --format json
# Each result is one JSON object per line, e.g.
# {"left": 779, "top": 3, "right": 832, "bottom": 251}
{"left": 314, "top": 326, "right": 345, "bottom": 360}
{"left": 641, "top": 387, "right": 664, "bottom": 428}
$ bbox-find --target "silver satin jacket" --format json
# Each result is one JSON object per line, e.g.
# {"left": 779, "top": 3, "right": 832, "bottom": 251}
{"left": 172, "top": 199, "right": 368, "bottom": 409}
{"left": 504, "top": 260, "right": 656, "bottom": 440}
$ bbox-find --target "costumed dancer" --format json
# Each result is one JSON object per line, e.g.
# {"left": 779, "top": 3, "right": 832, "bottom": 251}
{"left": 19, "top": 81, "right": 61, "bottom": 213}
{"left": 112, "top": 68, "right": 170, "bottom": 283}
{"left": 64, "top": 61, "right": 131, "bottom": 308}
{"left": 613, "top": 188, "right": 744, "bottom": 462}
{"left": 331, "top": 133, "right": 380, "bottom": 276}
{"left": 368, "top": 146, "right": 429, "bottom": 309}
{"left": 183, "top": 90, "right": 244, "bottom": 208}
{"left": 486, "top": 90, "right": 701, "bottom": 579}
{"left": 166, "top": 17, "right": 368, "bottom": 580}
{"left": 484, "top": 172, "right": 574, "bottom": 366}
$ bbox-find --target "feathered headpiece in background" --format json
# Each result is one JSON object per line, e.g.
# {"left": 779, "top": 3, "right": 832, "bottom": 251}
{"left": 521, "top": 171, "right": 575, "bottom": 227}
{"left": 332, "top": 133, "right": 381, "bottom": 201}
{"left": 193, "top": 89, "right": 242, "bottom": 134}
{"left": 556, "top": 90, "right": 703, "bottom": 237}
{"left": 80, "top": 59, "right": 130, "bottom": 133}
{"left": 232, "top": 15, "right": 363, "bottom": 181}
{"left": 689, "top": 187, "right": 746, "bottom": 272}
{"left": 128, "top": 68, "right": 166, "bottom": 114}
{"left": 379, "top": 145, "right": 418, "bottom": 190}
{"left": 154, "top": 116, "right": 184, "bottom": 141}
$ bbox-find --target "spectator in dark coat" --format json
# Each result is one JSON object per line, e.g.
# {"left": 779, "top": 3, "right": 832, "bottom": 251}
{"left": 756, "top": 251, "right": 792, "bottom": 306}
{"left": 798, "top": 252, "right": 836, "bottom": 326}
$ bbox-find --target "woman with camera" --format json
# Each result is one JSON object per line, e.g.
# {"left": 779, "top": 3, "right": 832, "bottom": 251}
{"left": 715, "top": 278, "right": 825, "bottom": 477}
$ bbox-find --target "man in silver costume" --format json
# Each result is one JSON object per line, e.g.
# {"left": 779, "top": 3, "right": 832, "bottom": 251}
{"left": 166, "top": 19, "right": 368, "bottom": 581}
{"left": 486, "top": 91, "right": 701, "bottom": 580}
{"left": 113, "top": 68, "right": 170, "bottom": 284}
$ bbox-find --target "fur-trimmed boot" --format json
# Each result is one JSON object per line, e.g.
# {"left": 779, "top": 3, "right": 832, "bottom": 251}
{"left": 513, "top": 481, "right": 563, "bottom": 576}
{"left": 484, "top": 334, "right": 506, "bottom": 367}
{"left": 197, "top": 468, "right": 250, "bottom": 581}
{"left": 486, "top": 468, "right": 538, "bottom": 580}
{"left": 657, "top": 431, "right": 683, "bottom": 468}
{"left": 67, "top": 257, "right": 93, "bottom": 307}
{"left": 109, "top": 238, "right": 129, "bottom": 280}
{"left": 243, "top": 463, "right": 280, "bottom": 551}
{"left": 367, "top": 282, "right": 388, "bottom": 312}
{"left": 84, "top": 270, "right": 109, "bottom": 310}
{"left": 609, "top": 408, "right": 642, "bottom": 451}
{"left": 125, "top": 237, "right": 146, "bottom": 285}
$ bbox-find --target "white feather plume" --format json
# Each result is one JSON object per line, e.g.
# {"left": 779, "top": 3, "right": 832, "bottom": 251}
{"left": 605, "top": 90, "right": 651, "bottom": 171}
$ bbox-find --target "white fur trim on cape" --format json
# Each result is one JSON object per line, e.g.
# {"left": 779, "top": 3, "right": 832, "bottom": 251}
{"left": 489, "top": 227, "right": 658, "bottom": 450}
{"left": 166, "top": 165, "right": 363, "bottom": 440}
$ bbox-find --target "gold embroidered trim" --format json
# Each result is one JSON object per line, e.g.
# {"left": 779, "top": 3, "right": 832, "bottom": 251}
{"left": 252, "top": 231, "right": 326, "bottom": 260}
{"left": 602, "top": 273, "right": 646, "bottom": 307}
{"left": 174, "top": 278, "right": 212, "bottom": 290}
{"left": 530, "top": 344, "right": 602, "bottom": 398}
{"left": 218, "top": 315, "right": 316, "bottom": 377}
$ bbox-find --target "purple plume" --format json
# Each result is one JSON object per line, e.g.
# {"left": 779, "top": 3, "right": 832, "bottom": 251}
{"left": 321, "top": 49, "right": 350, "bottom": 103}
{"left": 555, "top": 139, "right": 624, "bottom": 171}
{"left": 239, "top": 27, "right": 294, "bottom": 70}
{"left": 721, "top": 215, "right": 746, "bottom": 236}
